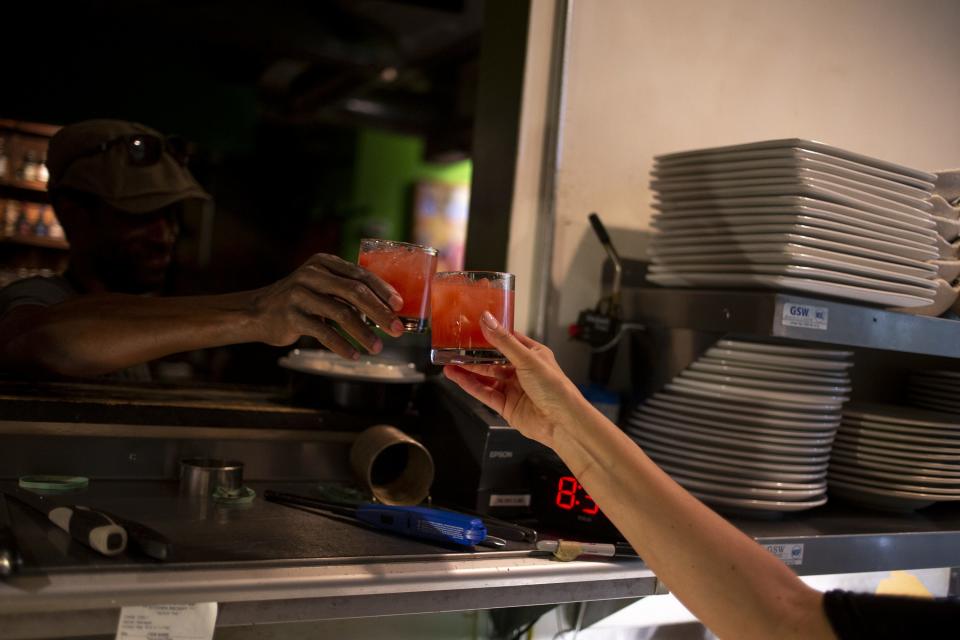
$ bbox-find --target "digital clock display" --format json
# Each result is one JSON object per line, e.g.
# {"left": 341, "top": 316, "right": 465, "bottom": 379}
{"left": 528, "top": 454, "right": 618, "bottom": 540}
{"left": 553, "top": 475, "right": 601, "bottom": 516}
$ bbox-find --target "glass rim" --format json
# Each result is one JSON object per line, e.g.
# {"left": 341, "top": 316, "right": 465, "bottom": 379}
{"left": 434, "top": 270, "right": 514, "bottom": 279}
{"left": 360, "top": 238, "right": 438, "bottom": 256}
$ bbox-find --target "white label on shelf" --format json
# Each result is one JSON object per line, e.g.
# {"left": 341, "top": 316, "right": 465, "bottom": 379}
{"left": 781, "top": 304, "right": 828, "bottom": 331}
{"left": 115, "top": 603, "right": 217, "bottom": 640}
{"left": 489, "top": 494, "right": 531, "bottom": 507}
{"left": 763, "top": 543, "right": 804, "bottom": 566}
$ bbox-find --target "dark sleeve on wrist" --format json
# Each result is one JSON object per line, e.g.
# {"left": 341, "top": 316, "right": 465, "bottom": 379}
{"left": 822, "top": 589, "right": 960, "bottom": 640}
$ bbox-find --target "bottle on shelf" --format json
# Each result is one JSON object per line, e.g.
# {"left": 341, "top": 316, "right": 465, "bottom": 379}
{"left": 14, "top": 202, "right": 31, "bottom": 236}
{"left": 33, "top": 206, "right": 49, "bottom": 237}
{"left": 36, "top": 152, "right": 49, "bottom": 184}
{"left": 20, "top": 150, "right": 38, "bottom": 182}
{"left": 0, "top": 138, "right": 8, "bottom": 180}
{"left": 3, "top": 201, "right": 18, "bottom": 237}
{"left": 42, "top": 206, "right": 64, "bottom": 240}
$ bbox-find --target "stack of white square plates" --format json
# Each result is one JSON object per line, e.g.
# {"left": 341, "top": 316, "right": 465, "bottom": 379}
{"left": 907, "top": 370, "right": 960, "bottom": 415}
{"left": 647, "top": 139, "right": 940, "bottom": 308}
{"left": 831, "top": 404, "right": 960, "bottom": 511}
{"left": 626, "top": 338, "right": 853, "bottom": 516}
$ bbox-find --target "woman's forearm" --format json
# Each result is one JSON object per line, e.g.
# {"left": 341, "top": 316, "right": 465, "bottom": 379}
{"left": 551, "top": 396, "right": 835, "bottom": 640}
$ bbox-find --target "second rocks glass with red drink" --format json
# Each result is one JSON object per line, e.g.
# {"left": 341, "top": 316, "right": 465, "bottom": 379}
{"left": 358, "top": 239, "right": 439, "bottom": 333}
{"left": 430, "top": 271, "right": 515, "bottom": 364}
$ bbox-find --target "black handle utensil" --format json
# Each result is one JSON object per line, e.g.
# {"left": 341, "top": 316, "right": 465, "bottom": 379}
{"left": 0, "top": 494, "right": 24, "bottom": 577}
{"left": 4, "top": 492, "right": 127, "bottom": 557}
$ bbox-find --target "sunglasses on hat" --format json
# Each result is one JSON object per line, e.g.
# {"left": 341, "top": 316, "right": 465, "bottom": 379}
{"left": 74, "top": 134, "right": 192, "bottom": 169}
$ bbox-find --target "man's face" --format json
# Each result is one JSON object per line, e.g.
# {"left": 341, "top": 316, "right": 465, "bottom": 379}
{"left": 87, "top": 202, "right": 182, "bottom": 294}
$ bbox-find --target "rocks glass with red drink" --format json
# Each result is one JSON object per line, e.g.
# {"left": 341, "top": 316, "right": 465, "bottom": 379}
{"left": 358, "top": 239, "right": 439, "bottom": 333}
{"left": 430, "top": 271, "right": 515, "bottom": 364}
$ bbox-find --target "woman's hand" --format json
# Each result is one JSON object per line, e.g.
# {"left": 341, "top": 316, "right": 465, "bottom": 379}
{"left": 443, "top": 311, "right": 589, "bottom": 450}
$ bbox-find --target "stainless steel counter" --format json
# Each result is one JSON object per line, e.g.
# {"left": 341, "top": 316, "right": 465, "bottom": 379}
{"left": 3, "top": 478, "right": 960, "bottom": 639}
{"left": 0, "top": 480, "right": 656, "bottom": 639}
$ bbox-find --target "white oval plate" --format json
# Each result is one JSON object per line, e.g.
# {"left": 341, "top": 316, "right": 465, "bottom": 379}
{"left": 668, "top": 471, "right": 826, "bottom": 501}
{"left": 841, "top": 417, "right": 960, "bottom": 439}
{"left": 627, "top": 419, "right": 830, "bottom": 464}
{"left": 839, "top": 422, "right": 960, "bottom": 448}
{"left": 829, "top": 450, "right": 960, "bottom": 477}
{"left": 650, "top": 391, "right": 842, "bottom": 422}
{"left": 647, "top": 272, "right": 934, "bottom": 308}
{"left": 629, "top": 427, "right": 831, "bottom": 467}
{"left": 653, "top": 170, "right": 930, "bottom": 211}
{"left": 827, "top": 479, "right": 939, "bottom": 511}
{"left": 653, "top": 224, "right": 935, "bottom": 261}
{"left": 646, "top": 396, "right": 840, "bottom": 432}
{"left": 653, "top": 147, "right": 935, "bottom": 190}
{"left": 654, "top": 140, "right": 935, "bottom": 184}
{"left": 832, "top": 433, "right": 960, "bottom": 459}
{"left": 827, "top": 462, "right": 960, "bottom": 486}
{"left": 665, "top": 381, "right": 846, "bottom": 411}
{"left": 643, "top": 444, "right": 828, "bottom": 481}
{"left": 652, "top": 458, "right": 827, "bottom": 489}
{"left": 716, "top": 339, "right": 853, "bottom": 359}
{"left": 650, "top": 233, "right": 933, "bottom": 270}
{"left": 668, "top": 379, "right": 847, "bottom": 408}
{"left": 632, "top": 412, "right": 835, "bottom": 451}
{"left": 653, "top": 221, "right": 934, "bottom": 259}
{"left": 653, "top": 179, "right": 929, "bottom": 219}
{"left": 680, "top": 370, "right": 852, "bottom": 395}
{"left": 653, "top": 205, "right": 936, "bottom": 241}
{"left": 650, "top": 242, "right": 936, "bottom": 278}
{"left": 652, "top": 162, "right": 932, "bottom": 200}
{"left": 638, "top": 406, "right": 837, "bottom": 443}
{"left": 703, "top": 348, "right": 853, "bottom": 372}
{"left": 827, "top": 471, "right": 960, "bottom": 496}
{"left": 636, "top": 437, "right": 830, "bottom": 474}
{"left": 697, "top": 357, "right": 849, "bottom": 380}
{"left": 830, "top": 439, "right": 960, "bottom": 464}
{"left": 690, "top": 360, "right": 849, "bottom": 385}
{"left": 844, "top": 403, "right": 960, "bottom": 429}
{"left": 688, "top": 489, "right": 828, "bottom": 513}
{"left": 648, "top": 263, "right": 937, "bottom": 296}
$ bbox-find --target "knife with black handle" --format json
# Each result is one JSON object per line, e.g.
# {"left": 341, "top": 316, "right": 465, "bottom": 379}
{"left": 98, "top": 510, "right": 173, "bottom": 561}
{"left": 0, "top": 494, "right": 24, "bottom": 577}
{"left": 4, "top": 492, "right": 127, "bottom": 557}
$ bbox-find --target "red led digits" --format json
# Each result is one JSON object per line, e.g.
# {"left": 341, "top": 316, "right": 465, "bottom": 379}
{"left": 555, "top": 476, "right": 578, "bottom": 510}
{"left": 581, "top": 493, "right": 600, "bottom": 515}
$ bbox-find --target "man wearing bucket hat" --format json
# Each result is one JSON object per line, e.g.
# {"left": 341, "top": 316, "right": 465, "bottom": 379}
{"left": 0, "top": 119, "right": 405, "bottom": 379}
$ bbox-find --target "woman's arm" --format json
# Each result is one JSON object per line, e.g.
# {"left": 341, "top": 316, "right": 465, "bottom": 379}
{"left": 443, "top": 312, "right": 836, "bottom": 640}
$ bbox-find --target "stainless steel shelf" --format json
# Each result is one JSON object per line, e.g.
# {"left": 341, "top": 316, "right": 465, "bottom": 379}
{"left": 737, "top": 503, "right": 960, "bottom": 577}
{"left": 624, "top": 287, "right": 960, "bottom": 358}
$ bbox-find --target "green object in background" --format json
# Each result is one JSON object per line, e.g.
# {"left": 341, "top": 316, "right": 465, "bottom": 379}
{"left": 342, "top": 128, "right": 471, "bottom": 259}
{"left": 212, "top": 485, "right": 256, "bottom": 505}
{"left": 19, "top": 476, "right": 90, "bottom": 492}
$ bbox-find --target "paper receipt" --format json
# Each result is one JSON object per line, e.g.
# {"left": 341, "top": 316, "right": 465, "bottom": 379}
{"left": 115, "top": 603, "right": 218, "bottom": 640}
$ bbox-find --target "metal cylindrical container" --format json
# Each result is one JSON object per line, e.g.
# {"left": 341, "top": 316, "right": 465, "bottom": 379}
{"left": 179, "top": 458, "right": 243, "bottom": 497}
{"left": 349, "top": 425, "right": 434, "bottom": 505}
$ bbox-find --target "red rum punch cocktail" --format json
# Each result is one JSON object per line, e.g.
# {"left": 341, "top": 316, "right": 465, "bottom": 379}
{"left": 359, "top": 239, "right": 439, "bottom": 333}
{"left": 430, "top": 271, "right": 515, "bottom": 364}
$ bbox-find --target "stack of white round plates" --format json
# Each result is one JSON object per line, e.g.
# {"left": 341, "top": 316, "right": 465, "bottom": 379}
{"left": 831, "top": 403, "right": 960, "bottom": 511}
{"left": 647, "top": 139, "right": 939, "bottom": 308}
{"left": 626, "top": 338, "right": 853, "bottom": 516}
{"left": 906, "top": 370, "right": 960, "bottom": 415}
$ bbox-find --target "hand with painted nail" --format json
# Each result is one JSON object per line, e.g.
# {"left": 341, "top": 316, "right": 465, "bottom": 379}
{"left": 250, "top": 253, "right": 405, "bottom": 360}
{"left": 443, "top": 311, "right": 590, "bottom": 449}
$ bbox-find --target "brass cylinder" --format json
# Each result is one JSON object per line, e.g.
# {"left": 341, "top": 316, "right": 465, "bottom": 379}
{"left": 350, "top": 425, "right": 434, "bottom": 505}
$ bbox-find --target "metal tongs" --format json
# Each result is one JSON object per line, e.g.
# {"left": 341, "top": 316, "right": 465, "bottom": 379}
{"left": 588, "top": 212, "right": 623, "bottom": 321}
